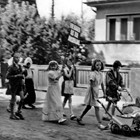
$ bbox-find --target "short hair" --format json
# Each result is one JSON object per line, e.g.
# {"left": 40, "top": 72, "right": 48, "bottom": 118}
{"left": 113, "top": 60, "right": 122, "bottom": 69}
{"left": 13, "top": 52, "right": 20, "bottom": 58}
{"left": 91, "top": 59, "right": 104, "bottom": 71}
{"left": 65, "top": 58, "right": 72, "bottom": 65}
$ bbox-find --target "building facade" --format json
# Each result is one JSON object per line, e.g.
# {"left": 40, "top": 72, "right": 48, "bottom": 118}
{"left": 85, "top": 0, "right": 140, "bottom": 65}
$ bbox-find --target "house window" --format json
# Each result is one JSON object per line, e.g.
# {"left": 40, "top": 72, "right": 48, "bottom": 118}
{"left": 107, "top": 15, "right": 140, "bottom": 41}
{"left": 109, "top": 18, "right": 116, "bottom": 40}
{"left": 121, "top": 18, "right": 128, "bottom": 40}
{"left": 133, "top": 17, "right": 140, "bottom": 40}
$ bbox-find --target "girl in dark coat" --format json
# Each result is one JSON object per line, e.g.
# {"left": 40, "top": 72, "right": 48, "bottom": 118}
{"left": 22, "top": 57, "right": 36, "bottom": 109}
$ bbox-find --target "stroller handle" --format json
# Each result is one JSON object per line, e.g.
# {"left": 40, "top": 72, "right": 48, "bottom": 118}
{"left": 96, "top": 98, "right": 113, "bottom": 118}
{"left": 121, "top": 89, "right": 133, "bottom": 102}
{"left": 98, "top": 96, "right": 106, "bottom": 99}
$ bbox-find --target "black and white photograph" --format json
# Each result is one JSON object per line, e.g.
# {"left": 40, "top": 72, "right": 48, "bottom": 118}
{"left": 0, "top": 0, "right": 140, "bottom": 140}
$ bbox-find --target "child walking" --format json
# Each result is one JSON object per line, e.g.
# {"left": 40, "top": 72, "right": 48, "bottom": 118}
{"left": 42, "top": 60, "right": 66, "bottom": 124}
{"left": 102, "top": 60, "right": 125, "bottom": 121}
{"left": 61, "top": 58, "right": 76, "bottom": 120}
{"left": 6, "top": 52, "right": 25, "bottom": 120}
{"left": 22, "top": 57, "right": 36, "bottom": 109}
{"left": 77, "top": 59, "right": 107, "bottom": 130}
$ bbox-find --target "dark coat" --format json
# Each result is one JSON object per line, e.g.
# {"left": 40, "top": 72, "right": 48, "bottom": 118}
{"left": 23, "top": 66, "right": 36, "bottom": 105}
{"left": 6, "top": 63, "right": 25, "bottom": 95}
{"left": 106, "top": 69, "right": 124, "bottom": 99}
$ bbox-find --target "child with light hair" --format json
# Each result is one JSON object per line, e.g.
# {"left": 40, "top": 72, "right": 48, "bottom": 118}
{"left": 42, "top": 60, "right": 66, "bottom": 124}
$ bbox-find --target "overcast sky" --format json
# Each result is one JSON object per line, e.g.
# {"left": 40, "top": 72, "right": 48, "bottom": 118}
{"left": 36, "top": 0, "right": 95, "bottom": 20}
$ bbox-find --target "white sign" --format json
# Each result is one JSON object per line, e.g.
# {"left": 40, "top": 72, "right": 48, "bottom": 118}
{"left": 68, "top": 36, "right": 80, "bottom": 45}
{"left": 70, "top": 23, "right": 81, "bottom": 33}
{"left": 70, "top": 30, "right": 79, "bottom": 38}
{"left": 68, "top": 22, "right": 81, "bottom": 45}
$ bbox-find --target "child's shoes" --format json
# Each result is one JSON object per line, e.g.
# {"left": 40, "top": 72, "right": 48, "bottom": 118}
{"left": 10, "top": 114, "right": 19, "bottom": 120}
{"left": 58, "top": 118, "right": 67, "bottom": 124}
{"left": 15, "top": 112, "right": 25, "bottom": 120}
{"left": 98, "top": 124, "right": 109, "bottom": 130}
{"left": 77, "top": 118, "right": 85, "bottom": 125}
{"left": 70, "top": 114, "right": 77, "bottom": 120}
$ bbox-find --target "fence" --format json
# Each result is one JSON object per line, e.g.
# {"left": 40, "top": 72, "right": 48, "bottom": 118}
{"left": 31, "top": 64, "right": 130, "bottom": 91}
{"left": 31, "top": 65, "right": 48, "bottom": 91}
{"left": 76, "top": 65, "right": 130, "bottom": 89}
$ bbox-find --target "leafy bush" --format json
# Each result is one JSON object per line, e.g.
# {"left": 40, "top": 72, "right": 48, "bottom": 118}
{"left": 0, "top": 1, "right": 91, "bottom": 65}
{"left": 0, "top": 1, "right": 61, "bottom": 64}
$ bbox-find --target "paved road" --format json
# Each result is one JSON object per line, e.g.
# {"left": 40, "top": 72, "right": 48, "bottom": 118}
{"left": 0, "top": 88, "right": 139, "bottom": 140}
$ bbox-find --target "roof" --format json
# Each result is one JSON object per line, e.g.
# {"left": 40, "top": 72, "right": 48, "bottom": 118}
{"left": 85, "top": 0, "right": 140, "bottom": 7}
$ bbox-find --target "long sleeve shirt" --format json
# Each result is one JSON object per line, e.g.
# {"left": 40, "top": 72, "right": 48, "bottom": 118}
{"left": 6, "top": 63, "right": 24, "bottom": 87}
{"left": 106, "top": 69, "right": 124, "bottom": 98}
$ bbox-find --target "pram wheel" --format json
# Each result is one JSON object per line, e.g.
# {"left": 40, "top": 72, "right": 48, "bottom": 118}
{"left": 134, "top": 127, "right": 140, "bottom": 133}
{"left": 121, "top": 125, "right": 131, "bottom": 137}
{"left": 110, "top": 123, "right": 120, "bottom": 134}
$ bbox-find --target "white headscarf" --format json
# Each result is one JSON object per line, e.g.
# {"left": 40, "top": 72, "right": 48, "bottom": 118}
{"left": 47, "top": 60, "right": 59, "bottom": 71}
{"left": 48, "top": 60, "right": 58, "bottom": 66}
{"left": 24, "top": 57, "right": 33, "bottom": 66}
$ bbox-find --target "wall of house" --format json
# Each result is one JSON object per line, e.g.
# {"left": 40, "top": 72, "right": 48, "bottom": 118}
{"left": 89, "top": 43, "right": 140, "bottom": 65}
{"left": 130, "top": 68, "right": 140, "bottom": 99}
{"left": 95, "top": 3, "right": 140, "bottom": 41}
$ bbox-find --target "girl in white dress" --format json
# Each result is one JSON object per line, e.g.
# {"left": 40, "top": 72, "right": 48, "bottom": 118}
{"left": 77, "top": 59, "right": 107, "bottom": 130}
{"left": 42, "top": 60, "right": 66, "bottom": 124}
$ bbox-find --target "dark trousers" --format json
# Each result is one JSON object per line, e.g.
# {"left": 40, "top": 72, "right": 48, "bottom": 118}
{"left": 24, "top": 78, "right": 36, "bottom": 105}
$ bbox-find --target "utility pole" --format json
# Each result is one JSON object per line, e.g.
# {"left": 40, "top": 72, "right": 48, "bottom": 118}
{"left": 81, "top": 0, "right": 84, "bottom": 33}
{"left": 81, "top": 0, "right": 84, "bottom": 26}
{"left": 51, "top": 0, "right": 55, "bottom": 20}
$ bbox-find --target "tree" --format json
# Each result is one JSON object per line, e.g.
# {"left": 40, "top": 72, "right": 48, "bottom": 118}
{"left": 0, "top": 1, "right": 91, "bottom": 65}
{"left": 56, "top": 13, "right": 89, "bottom": 64}
{"left": 0, "top": 0, "right": 61, "bottom": 64}
{"left": 57, "top": 14, "right": 80, "bottom": 52}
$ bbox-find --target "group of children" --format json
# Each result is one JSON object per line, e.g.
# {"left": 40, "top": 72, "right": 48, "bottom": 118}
{"left": 77, "top": 60, "right": 124, "bottom": 129}
{"left": 5, "top": 52, "right": 36, "bottom": 120}
{"left": 42, "top": 57, "right": 125, "bottom": 129}
{"left": 5, "top": 52, "right": 125, "bottom": 130}
{"left": 42, "top": 58, "right": 76, "bottom": 124}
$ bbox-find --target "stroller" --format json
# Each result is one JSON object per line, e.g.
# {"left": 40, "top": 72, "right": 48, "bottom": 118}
{"left": 97, "top": 89, "right": 140, "bottom": 136}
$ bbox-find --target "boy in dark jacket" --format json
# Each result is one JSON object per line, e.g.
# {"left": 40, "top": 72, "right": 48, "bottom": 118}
{"left": 103, "top": 60, "right": 125, "bottom": 120}
{"left": 6, "top": 52, "right": 25, "bottom": 120}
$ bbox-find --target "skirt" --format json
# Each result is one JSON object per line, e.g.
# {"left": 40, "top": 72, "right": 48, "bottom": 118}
{"left": 61, "top": 80, "right": 74, "bottom": 96}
